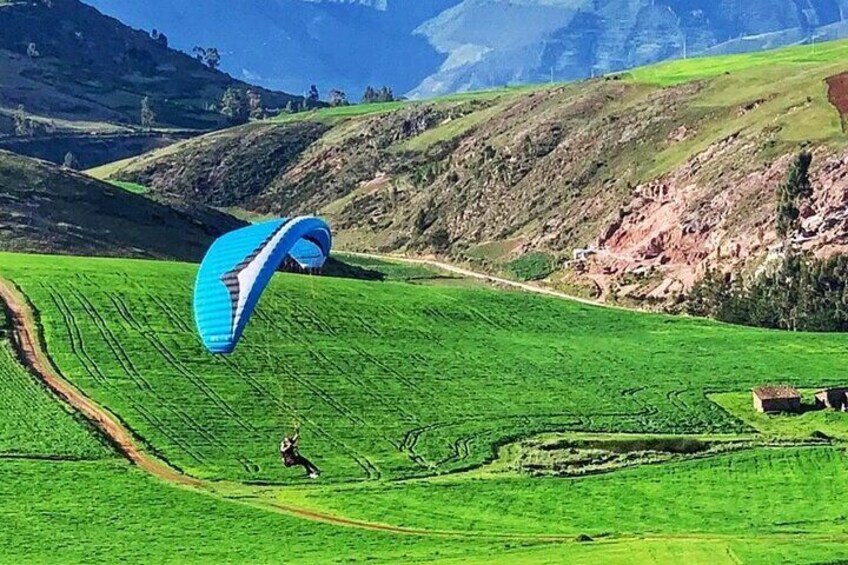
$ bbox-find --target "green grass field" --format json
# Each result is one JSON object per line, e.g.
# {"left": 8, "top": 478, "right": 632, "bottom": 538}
{"left": 107, "top": 180, "right": 150, "bottom": 195}
{"left": 3, "top": 252, "right": 848, "bottom": 561}
{"left": 4, "top": 251, "right": 848, "bottom": 486}
{"left": 0, "top": 317, "right": 108, "bottom": 460}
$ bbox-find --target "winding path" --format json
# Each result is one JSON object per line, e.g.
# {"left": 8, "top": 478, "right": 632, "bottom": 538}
{"left": 0, "top": 276, "right": 596, "bottom": 541}
{"left": 3, "top": 272, "right": 847, "bottom": 549}
{"left": 346, "top": 252, "right": 628, "bottom": 310}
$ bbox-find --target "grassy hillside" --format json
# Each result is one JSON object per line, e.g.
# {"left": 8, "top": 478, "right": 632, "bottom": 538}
{"left": 98, "top": 38, "right": 848, "bottom": 304}
{"left": 2, "top": 252, "right": 848, "bottom": 562}
{"left": 0, "top": 0, "right": 301, "bottom": 132}
{"left": 0, "top": 151, "right": 243, "bottom": 260}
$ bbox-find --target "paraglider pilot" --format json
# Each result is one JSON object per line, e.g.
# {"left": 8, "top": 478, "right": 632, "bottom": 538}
{"left": 280, "top": 425, "right": 320, "bottom": 479}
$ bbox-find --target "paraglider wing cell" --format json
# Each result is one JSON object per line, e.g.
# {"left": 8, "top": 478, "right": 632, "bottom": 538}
{"left": 193, "top": 216, "right": 332, "bottom": 354}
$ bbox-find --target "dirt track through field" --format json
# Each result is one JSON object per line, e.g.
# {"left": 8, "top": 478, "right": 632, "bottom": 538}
{"left": 0, "top": 276, "right": 585, "bottom": 540}
{"left": 4, "top": 274, "right": 848, "bottom": 549}
{"left": 347, "top": 252, "right": 628, "bottom": 310}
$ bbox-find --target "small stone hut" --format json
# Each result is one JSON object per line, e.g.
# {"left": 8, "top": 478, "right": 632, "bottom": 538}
{"left": 814, "top": 388, "right": 848, "bottom": 411}
{"left": 752, "top": 386, "right": 801, "bottom": 414}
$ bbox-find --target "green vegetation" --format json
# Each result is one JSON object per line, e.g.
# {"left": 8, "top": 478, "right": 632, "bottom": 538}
{"left": 489, "top": 432, "right": 765, "bottom": 477}
{"left": 5, "top": 252, "right": 848, "bottom": 485}
{"left": 0, "top": 458, "right": 522, "bottom": 564}
{"left": 3, "top": 251, "right": 848, "bottom": 561}
{"left": 776, "top": 152, "right": 813, "bottom": 238}
{"left": 274, "top": 101, "right": 410, "bottom": 125}
{"left": 506, "top": 252, "right": 556, "bottom": 281}
{"left": 627, "top": 39, "right": 848, "bottom": 87}
{"left": 282, "top": 447, "right": 848, "bottom": 539}
{"left": 107, "top": 180, "right": 150, "bottom": 195}
{"left": 687, "top": 253, "right": 848, "bottom": 332}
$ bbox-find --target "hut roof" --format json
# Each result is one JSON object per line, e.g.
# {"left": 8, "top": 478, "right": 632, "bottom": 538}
{"left": 753, "top": 386, "right": 800, "bottom": 400}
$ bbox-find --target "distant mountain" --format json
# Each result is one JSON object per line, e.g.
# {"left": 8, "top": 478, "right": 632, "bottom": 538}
{"left": 84, "top": 0, "right": 455, "bottom": 100}
{"left": 85, "top": 0, "right": 848, "bottom": 99}
{"left": 0, "top": 0, "right": 301, "bottom": 132}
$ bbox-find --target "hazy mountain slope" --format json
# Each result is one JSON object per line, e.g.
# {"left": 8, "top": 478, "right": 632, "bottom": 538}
{"left": 0, "top": 151, "right": 243, "bottom": 260}
{"left": 84, "top": 0, "right": 848, "bottom": 98}
{"left": 98, "top": 39, "right": 848, "bottom": 302}
{"left": 0, "top": 0, "right": 300, "bottom": 132}
{"left": 411, "top": 0, "right": 848, "bottom": 97}
{"left": 84, "top": 0, "right": 455, "bottom": 98}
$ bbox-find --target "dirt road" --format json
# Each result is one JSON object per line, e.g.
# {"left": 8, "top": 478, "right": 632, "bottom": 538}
{"left": 0, "top": 277, "right": 510, "bottom": 537}
{"left": 0, "top": 279, "right": 202, "bottom": 487}
{"left": 346, "top": 252, "right": 628, "bottom": 310}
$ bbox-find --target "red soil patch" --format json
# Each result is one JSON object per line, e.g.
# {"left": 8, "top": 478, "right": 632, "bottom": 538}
{"left": 826, "top": 72, "right": 848, "bottom": 127}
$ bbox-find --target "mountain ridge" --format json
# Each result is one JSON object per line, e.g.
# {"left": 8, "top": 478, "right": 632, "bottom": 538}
{"left": 94, "top": 39, "right": 848, "bottom": 305}
{"left": 85, "top": 0, "right": 848, "bottom": 98}
{"left": 0, "top": 0, "right": 301, "bottom": 133}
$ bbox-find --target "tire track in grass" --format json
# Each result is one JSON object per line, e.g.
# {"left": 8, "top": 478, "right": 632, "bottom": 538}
{"left": 9, "top": 276, "right": 848, "bottom": 546}
{"left": 0, "top": 278, "right": 201, "bottom": 488}
{"left": 106, "top": 292, "right": 256, "bottom": 435}
{"left": 102, "top": 292, "right": 260, "bottom": 473}
{"left": 47, "top": 288, "right": 204, "bottom": 462}
{"left": 69, "top": 288, "right": 220, "bottom": 464}
{"left": 49, "top": 284, "right": 210, "bottom": 465}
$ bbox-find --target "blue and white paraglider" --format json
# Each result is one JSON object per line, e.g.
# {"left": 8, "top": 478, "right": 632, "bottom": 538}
{"left": 193, "top": 216, "right": 332, "bottom": 354}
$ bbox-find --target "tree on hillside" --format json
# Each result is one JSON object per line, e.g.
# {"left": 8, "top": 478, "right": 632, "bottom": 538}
{"left": 776, "top": 151, "right": 813, "bottom": 239}
{"left": 247, "top": 89, "right": 265, "bottom": 120}
{"left": 284, "top": 100, "right": 297, "bottom": 114}
{"left": 62, "top": 152, "right": 79, "bottom": 170}
{"left": 140, "top": 96, "right": 156, "bottom": 130}
{"left": 192, "top": 46, "right": 221, "bottom": 69}
{"left": 377, "top": 86, "right": 394, "bottom": 103}
{"left": 221, "top": 87, "right": 248, "bottom": 123}
{"left": 305, "top": 85, "right": 320, "bottom": 109}
{"left": 13, "top": 105, "right": 33, "bottom": 137}
{"left": 205, "top": 47, "right": 221, "bottom": 70}
{"left": 362, "top": 85, "right": 395, "bottom": 104}
{"left": 328, "top": 89, "right": 348, "bottom": 107}
{"left": 362, "top": 86, "right": 378, "bottom": 104}
{"left": 150, "top": 29, "right": 168, "bottom": 48}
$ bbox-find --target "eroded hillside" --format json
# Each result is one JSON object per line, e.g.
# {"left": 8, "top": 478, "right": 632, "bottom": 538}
{"left": 98, "top": 41, "right": 848, "bottom": 304}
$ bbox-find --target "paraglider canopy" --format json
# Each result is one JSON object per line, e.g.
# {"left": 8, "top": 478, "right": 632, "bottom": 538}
{"left": 193, "top": 216, "right": 332, "bottom": 354}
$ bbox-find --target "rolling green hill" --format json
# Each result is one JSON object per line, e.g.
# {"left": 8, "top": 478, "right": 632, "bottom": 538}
{"left": 2, "top": 252, "right": 848, "bottom": 562}
{"left": 0, "top": 151, "right": 243, "bottom": 260}
{"left": 96, "top": 38, "right": 848, "bottom": 304}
